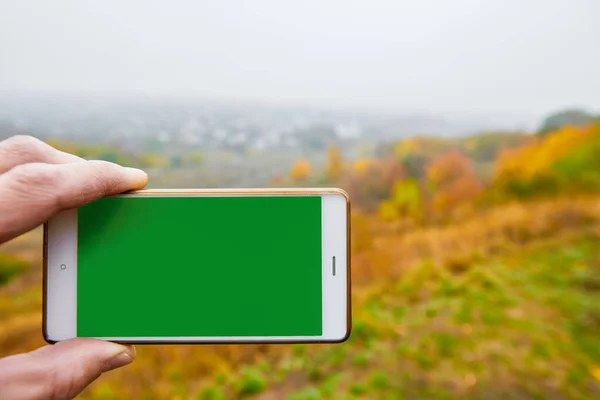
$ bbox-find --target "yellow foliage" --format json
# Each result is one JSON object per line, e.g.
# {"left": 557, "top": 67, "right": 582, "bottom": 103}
{"left": 326, "top": 147, "right": 344, "bottom": 180}
{"left": 392, "top": 180, "right": 422, "bottom": 218}
{"left": 378, "top": 200, "right": 399, "bottom": 221}
{"left": 377, "top": 179, "right": 422, "bottom": 222}
{"left": 494, "top": 124, "right": 597, "bottom": 182}
{"left": 592, "top": 365, "right": 600, "bottom": 382}
{"left": 394, "top": 138, "right": 422, "bottom": 157}
{"left": 289, "top": 159, "right": 312, "bottom": 182}
{"left": 352, "top": 158, "right": 372, "bottom": 175}
{"left": 431, "top": 192, "right": 450, "bottom": 213}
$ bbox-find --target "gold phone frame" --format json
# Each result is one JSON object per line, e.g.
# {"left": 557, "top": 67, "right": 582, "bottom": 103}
{"left": 43, "top": 188, "right": 351, "bottom": 344}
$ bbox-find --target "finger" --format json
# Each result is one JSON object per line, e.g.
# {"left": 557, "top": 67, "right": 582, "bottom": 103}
{"left": 0, "top": 160, "right": 148, "bottom": 243}
{"left": 0, "top": 338, "right": 135, "bottom": 400}
{"left": 0, "top": 135, "right": 83, "bottom": 174}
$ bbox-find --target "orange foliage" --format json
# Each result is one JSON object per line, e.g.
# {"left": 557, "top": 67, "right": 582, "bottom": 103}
{"left": 343, "top": 158, "right": 405, "bottom": 208}
{"left": 426, "top": 150, "right": 482, "bottom": 214}
{"left": 430, "top": 175, "right": 483, "bottom": 212}
{"left": 289, "top": 160, "right": 312, "bottom": 182}
{"left": 352, "top": 158, "right": 372, "bottom": 175}
{"left": 426, "top": 150, "right": 473, "bottom": 186}
{"left": 381, "top": 158, "right": 406, "bottom": 186}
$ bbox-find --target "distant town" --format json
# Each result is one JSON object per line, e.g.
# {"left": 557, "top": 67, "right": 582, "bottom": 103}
{"left": 0, "top": 92, "right": 535, "bottom": 188}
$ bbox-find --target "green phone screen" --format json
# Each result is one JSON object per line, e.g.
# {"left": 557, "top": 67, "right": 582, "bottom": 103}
{"left": 77, "top": 196, "right": 323, "bottom": 337}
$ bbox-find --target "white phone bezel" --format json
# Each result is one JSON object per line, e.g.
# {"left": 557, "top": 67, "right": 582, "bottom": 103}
{"left": 44, "top": 189, "right": 350, "bottom": 343}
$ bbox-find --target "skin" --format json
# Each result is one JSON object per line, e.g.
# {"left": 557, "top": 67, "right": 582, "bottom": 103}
{"left": 0, "top": 135, "right": 149, "bottom": 400}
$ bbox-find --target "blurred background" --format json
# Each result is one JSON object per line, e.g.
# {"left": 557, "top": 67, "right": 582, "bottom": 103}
{"left": 1, "top": 0, "right": 600, "bottom": 398}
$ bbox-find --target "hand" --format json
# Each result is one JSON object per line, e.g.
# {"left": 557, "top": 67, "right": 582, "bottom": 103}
{"left": 0, "top": 136, "right": 148, "bottom": 400}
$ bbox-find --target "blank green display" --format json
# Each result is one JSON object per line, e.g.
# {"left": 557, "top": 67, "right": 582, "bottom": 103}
{"left": 77, "top": 196, "right": 323, "bottom": 337}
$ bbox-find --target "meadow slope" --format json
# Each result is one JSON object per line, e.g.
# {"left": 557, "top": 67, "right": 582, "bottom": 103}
{"left": 0, "top": 197, "right": 599, "bottom": 399}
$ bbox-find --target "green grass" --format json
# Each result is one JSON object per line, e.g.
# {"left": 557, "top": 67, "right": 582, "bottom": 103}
{"left": 217, "top": 233, "right": 600, "bottom": 399}
{"left": 196, "top": 386, "right": 225, "bottom": 400}
{"left": 287, "top": 386, "right": 323, "bottom": 400}
{"left": 0, "top": 252, "right": 28, "bottom": 285}
{"left": 369, "top": 371, "right": 390, "bottom": 390}
{"left": 235, "top": 367, "right": 267, "bottom": 397}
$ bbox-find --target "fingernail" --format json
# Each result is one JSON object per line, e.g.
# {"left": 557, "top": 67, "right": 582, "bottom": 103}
{"left": 104, "top": 350, "right": 135, "bottom": 372}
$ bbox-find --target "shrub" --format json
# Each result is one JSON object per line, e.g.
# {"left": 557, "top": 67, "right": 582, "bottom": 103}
{"left": 0, "top": 252, "right": 28, "bottom": 285}
{"left": 236, "top": 367, "right": 267, "bottom": 397}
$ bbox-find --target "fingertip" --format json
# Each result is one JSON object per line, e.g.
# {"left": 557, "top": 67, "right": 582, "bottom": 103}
{"left": 51, "top": 339, "right": 137, "bottom": 371}
{"left": 104, "top": 351, "right": 134, "bottom": 372}
{"left": 102, "top": 344, "right": 136, "bottom": 372}
{"left": 124, "top": 344, "right": 136, "bottom": 360}
{"left": 52, "top": 337, "right": 130, "bottom": 355}
{"left": 124, "top": 167, "right": 148, "bottom": 188}
{"left": 23, "top": 339, "right": 137, "bottom": 398}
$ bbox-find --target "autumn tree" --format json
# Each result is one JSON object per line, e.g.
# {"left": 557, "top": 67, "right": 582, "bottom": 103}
{"left": 381, "top": 158, "right": 406, "bottom": 188}
{"left": 393, "top": 137, "right": 453, "bottom": 179}
{"left": 426, "top": 150, "right": 482, "bottom": 215}
{"left": 378, "top": 179, "right": 422, "bottom": 222}
{"left": 352, "top": 158, "right": 371, "bottom": 176}
{"left": 427, "top": 150, "right": 473, "bottom": 187}
{"left": 289, "top": 159, "right": 312, "bottom": 182}
{"left": 326, "top": 146, "right": 344, "bottom": 181}
{"left": 342, "top": 158, "right": 406, "bottom": 209}
{"left": 494, "top": 123, "right": 600, "bottom": 196}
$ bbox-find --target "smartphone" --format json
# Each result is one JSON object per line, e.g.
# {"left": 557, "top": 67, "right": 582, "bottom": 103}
{"left": 43, "top": 188, "right": 350, "bottom": 344}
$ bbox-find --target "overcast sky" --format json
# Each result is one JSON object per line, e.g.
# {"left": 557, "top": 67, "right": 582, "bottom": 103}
{"left": 1, "top": 0, "right": 599, "bottom": 122}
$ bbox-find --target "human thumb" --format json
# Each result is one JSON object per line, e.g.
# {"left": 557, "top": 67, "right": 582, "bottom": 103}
{"left": 0, "top": 338, "right": 136, "bottom": 400}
